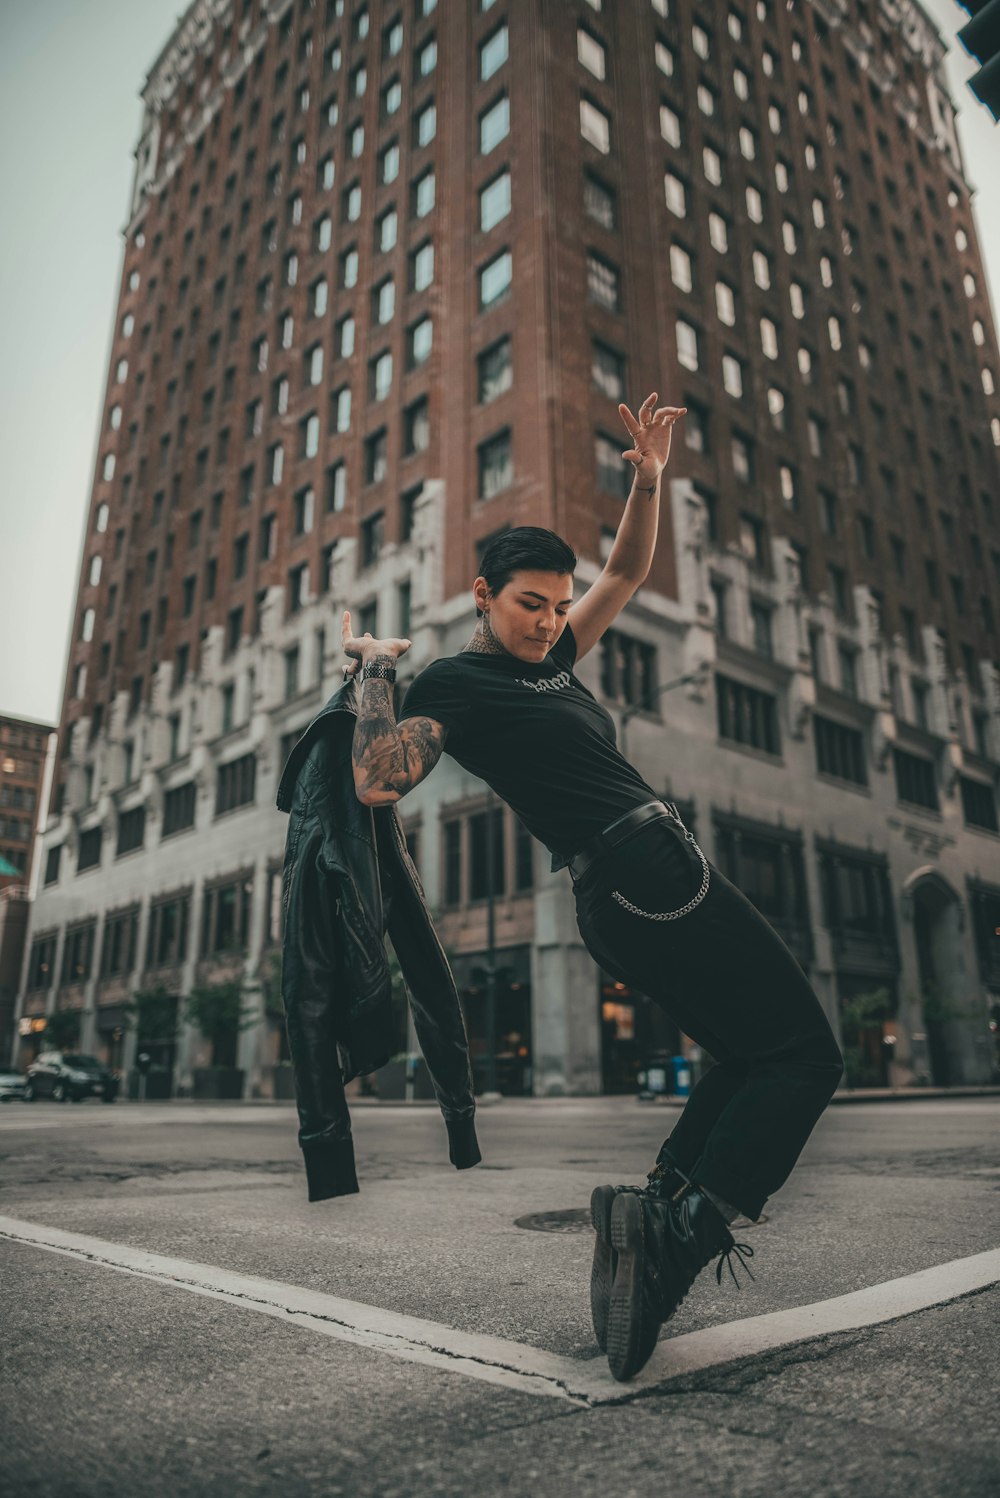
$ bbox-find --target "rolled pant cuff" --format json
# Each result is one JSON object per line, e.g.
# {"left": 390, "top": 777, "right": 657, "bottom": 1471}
{"left": 446, "top": 1114, "right": 482, "bottom": 1170}
{"left": 301, "top": 1135, "right": 360, "bottom": 1201}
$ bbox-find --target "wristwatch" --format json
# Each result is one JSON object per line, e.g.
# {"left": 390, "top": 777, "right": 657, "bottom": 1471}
{"left": 360, "top": 655, "right": 398, "bottom": 683}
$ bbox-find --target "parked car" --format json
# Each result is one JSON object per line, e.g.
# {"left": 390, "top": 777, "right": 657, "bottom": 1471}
{"left": 0, "top": 1067, "right": 28, "bottom": 1102}
{"left": 25, "top": 1052, "right": 119, "bottom": 1103}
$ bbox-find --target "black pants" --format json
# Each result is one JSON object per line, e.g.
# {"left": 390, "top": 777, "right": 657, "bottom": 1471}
{"left": 573, "top": 814, "right": 844, "bottom": 1221}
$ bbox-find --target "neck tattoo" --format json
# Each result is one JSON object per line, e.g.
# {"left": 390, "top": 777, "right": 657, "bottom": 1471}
{"left": 461, "top": 609, "right": 510, "bottom": 657}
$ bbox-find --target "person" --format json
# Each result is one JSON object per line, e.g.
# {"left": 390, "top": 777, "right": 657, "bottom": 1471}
{"left": 342, "top": 392, "right": 844, "bottom": 1382}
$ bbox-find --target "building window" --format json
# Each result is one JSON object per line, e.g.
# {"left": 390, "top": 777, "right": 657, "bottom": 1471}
{"left": 893, "top": 748, "right": 938, "bottom": 812}
{"left": 479, "top": 94, "right": 510, "bottom": 154}
{"left": 716, "top": 675, "right": 781, "bottom": 755}
{"left": 586, "top": 252, "right": 619, "bottom": 311}
{"left": 960, "top": 777, "right": 998, "bottom": 832}
{"left": 598, "top": 629, "right": 657, "bottom": 711}
{"left": 591, "top": 340, "right": 625, "bottom": 401}
{"left": 294, "top": 486, "right": 315, "bottom": 534}
{"left": 201, "top": 876, "right": 252, "bottom": 956}
{"left": 415, "top": 101, "right": 437, "bottom": 147}
{"left": 364, "top": 429, "right": 388, "bottom": 485}
{"left": 146, "top": 889, "right": 191, "bottom": 962}
{"left": 670, "top": 243, "right": 693, "bottom": 293}
{"left": 714, "top": 821, "right": 811, "bottom": 944}
{"left": 378, "top": 206, "right": 398, "bottom": 251}
{"left": 411, "top": 240, "right": 434, "bottom": 292}
{"left": 333, "top": 386, "right": 352, "bottom": 432}
{"left": 162, "top": 784, "right": 194, "bottom": 844}
{"left": 404, "top": 396, "right": 430, "bottom": 454}
{"left": 664, "top": 172, "right": 686, "bottom": 217}
{"left": 584, "top": 173, "right": 616, "bottom": 229}
{"left": 214, "top": 754, "right": 256, "bottom": 819}
{"left": 408, "top": 317, "right": 433, "bottom": 367}
{"left": 479, "top": 170, "right": 511, "bottom": 231}
{"left": 478, "top": 336, "right": 512, "bottom": 403}
{"left": 578, "top": 28, "right": 606, "bottom": 78}
{"left": 715, "top": 282, "right": 736, "bottom": 325}
{"left": 479, "top": 250, "right": 512, "bottom": 308}
{"left": 722, "top": 354, "right": 743, "bottom": 399}
{"left": 337, "top": 315, "right": 356, "bottom": 357}
{"left": 478, "top": 429, "right": 512, "bottom": 499}
{"left": 368, "top": 281, "right": 393, "bottom": 329}
{"left": 750, "top": 600, "right": 773, "bottom": 658}
{"left": 815, "top": 716, "right": 866, "bottom": 785}
{"left": 61, "top": 922, "right": 97, "bottom": 984}
{"left": 580, "top": 97, "right": 610, "bottom": 153}
{"left": 480, "top": 25, "right": 508, "bottom": 81}
{"left": 413, "top": 169, "right": 436, "bottom": 217}
{"left": 369, "top": 351, "right": 393, "bottom": 401}
{"left": 676, "top": 320, "right": 698, "bottom": 371}
{"left": 361, "top": 511, "right": 385, "bottom": 568}
{"left": 326, "top": 460, "right": 347, "bottom": 512}
{"left": 595, "top": 432, "right": 629, "bottom": 496}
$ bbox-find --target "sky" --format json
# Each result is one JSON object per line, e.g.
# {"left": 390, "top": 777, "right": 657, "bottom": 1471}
{"left": 0, "top": 0, "right": 997, "bottom": 730}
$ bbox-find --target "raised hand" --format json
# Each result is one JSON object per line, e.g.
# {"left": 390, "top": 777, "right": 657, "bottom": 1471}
{"left": 619, "top": 392, "right": 687, "bottom": 486}
{"left": 341, "top": 610, "right": 412, "bottom": 677}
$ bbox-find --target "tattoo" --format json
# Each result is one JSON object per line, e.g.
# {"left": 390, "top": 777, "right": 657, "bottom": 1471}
{"left": 352, "top": 678, "right": 445, "bottom": 801}
{"left": 637, "top": 483, "right": 657, "bottom": 497}
{"left": 460, "top": 606, "right": 511, "bottom": 657}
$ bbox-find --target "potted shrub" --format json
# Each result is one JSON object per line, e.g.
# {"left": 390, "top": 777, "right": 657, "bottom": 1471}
{"left": 185, "top": 979, "right": 254, "bottom": 1099}
{"left": 124, "top": 983, "right": 179, "bottom": 1100}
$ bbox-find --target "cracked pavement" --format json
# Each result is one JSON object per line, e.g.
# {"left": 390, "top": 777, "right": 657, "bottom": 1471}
{"left": 1, "top": 1095, "right": 998, "bottom": 1497}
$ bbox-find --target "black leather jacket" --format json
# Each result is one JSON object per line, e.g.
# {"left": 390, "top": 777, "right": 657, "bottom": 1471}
{"left": 275, "top": 672, "right": 481, "bottom": 1201}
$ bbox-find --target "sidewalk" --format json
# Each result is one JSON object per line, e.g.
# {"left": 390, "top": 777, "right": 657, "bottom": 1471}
{"left": 110, "top": 1085, "right": 1000, "bottom": 1107}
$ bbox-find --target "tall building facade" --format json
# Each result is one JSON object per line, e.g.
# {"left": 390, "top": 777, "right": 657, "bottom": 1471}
{"left": 1, "top": 714, "right": 52, "bottom": 890}
{"left": 14, "top": 0, "right": 1000, "bottom": 1093}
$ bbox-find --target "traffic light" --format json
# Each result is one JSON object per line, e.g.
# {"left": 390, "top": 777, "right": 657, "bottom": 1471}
{"left": 956, "top": 0, "right": 1000, "bottom": 120}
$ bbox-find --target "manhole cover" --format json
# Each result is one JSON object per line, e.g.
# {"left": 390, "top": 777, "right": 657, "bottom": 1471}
{"left": 514, "top": 1208, "right": 593, "bottom": 1234}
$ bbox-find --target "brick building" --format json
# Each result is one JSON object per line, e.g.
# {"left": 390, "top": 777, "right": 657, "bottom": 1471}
{"left": 0, "top": 715, "right": 52, "bottom": 891}
{"left": 13, "top": 0, "right": 1000, "bottom": 1092}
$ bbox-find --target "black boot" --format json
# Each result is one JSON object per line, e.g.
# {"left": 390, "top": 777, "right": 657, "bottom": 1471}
{"left": 605, "top": 1178, "right": 756, "bottom": 1382}
{"left": 588, "top": 1154, "right": 685, "bottom": 1354}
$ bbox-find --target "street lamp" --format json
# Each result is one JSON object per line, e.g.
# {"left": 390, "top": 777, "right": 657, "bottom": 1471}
{"left": 619, "top": 662, "right": 712, "bottom": 760}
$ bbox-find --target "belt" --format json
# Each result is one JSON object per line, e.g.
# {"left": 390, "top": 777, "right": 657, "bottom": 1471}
{"left": 567, "top": 799, "right": 678, "bottom": 884}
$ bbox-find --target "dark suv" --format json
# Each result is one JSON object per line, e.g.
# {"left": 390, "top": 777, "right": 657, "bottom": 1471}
{"left": 25, "top": 1052, "right": 119, "bottom": 1103}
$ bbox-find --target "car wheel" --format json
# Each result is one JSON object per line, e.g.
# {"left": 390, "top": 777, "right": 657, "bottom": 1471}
{"left": 71, "top": 1092, "right": 84, "bottom": 1103}
{"left": 52, "top": 1082, "right": 67, "bottom": 1103}
{"left": 24, "top": 1081, "right": 35, "bottom": 1102}
{"left": 102, "top": 1094, "right": 117, "bottom": 1104}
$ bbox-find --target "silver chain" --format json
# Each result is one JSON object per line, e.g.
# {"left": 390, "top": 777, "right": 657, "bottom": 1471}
{"left": 608, "top": 808, "right": 711, "bottom": 921}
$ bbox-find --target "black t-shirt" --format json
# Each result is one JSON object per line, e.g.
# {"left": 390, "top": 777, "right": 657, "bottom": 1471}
{"left": 399, "top": 621, "right": 659, "bottom": 871}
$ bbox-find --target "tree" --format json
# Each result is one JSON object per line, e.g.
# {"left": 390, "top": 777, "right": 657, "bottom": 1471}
{"left": 841, "top": 985, "right": 893, "bottom": 1089}
{"left": 125, "top": 983, "right": 179, "bottom": 1046}
{"left": 184, "top": 979, "right": 255, "bottom": 1067}
{"left": 44, "top": 1009, "right": 81, "bottom": 1051}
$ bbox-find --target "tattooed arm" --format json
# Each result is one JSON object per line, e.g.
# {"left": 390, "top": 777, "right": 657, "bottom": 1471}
{"left": 351, "top": 653, "right": 448, "bottom": 806}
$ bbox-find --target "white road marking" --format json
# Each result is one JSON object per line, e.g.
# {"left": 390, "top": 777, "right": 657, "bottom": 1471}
{"left": 2, "top": 1215, "right": 998, "bottom": 1403}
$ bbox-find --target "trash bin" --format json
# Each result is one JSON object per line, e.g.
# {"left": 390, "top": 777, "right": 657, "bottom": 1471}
{"left": 671, "top": 1054, "right": 692, "bottom": 1097}
{"left": 637, "top": 1050, "right": 672, "bottom": 1101}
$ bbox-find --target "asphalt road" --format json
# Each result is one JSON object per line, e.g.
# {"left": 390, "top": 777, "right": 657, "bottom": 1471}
{"left": 1, "top": 1095, "right": 998, "bottom": 1498}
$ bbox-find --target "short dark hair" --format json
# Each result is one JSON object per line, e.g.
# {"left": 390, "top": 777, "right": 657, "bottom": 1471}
{"left": 475, "top": 527, "right": 577, "bottom": 617}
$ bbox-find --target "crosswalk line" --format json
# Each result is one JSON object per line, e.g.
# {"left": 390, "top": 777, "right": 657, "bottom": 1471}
{"left": 1, "top": 1214, "right": 997, "bottom": 1405}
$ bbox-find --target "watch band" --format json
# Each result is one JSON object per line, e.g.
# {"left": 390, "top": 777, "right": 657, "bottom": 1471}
{"left": 360, "top": 656, "right": 398, "bottom": 683}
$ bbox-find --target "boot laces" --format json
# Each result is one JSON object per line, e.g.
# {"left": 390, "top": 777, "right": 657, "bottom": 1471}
{"left": 714, "top": 1238, "right": 756, "bottom": 1288}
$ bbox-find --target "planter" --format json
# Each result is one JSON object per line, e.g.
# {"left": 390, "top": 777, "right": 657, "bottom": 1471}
{"left": 127, "top": 1066, "right": 174, "bottom": 1101}
{"left": 192, "top": 1066, "right": 245, "bottom": 1100}
{"left": 371, "top": 1056, "right": 435, "bottom": 1100}
{"left": 267, "top": 1063, "right": 297, "bottom": 1101}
